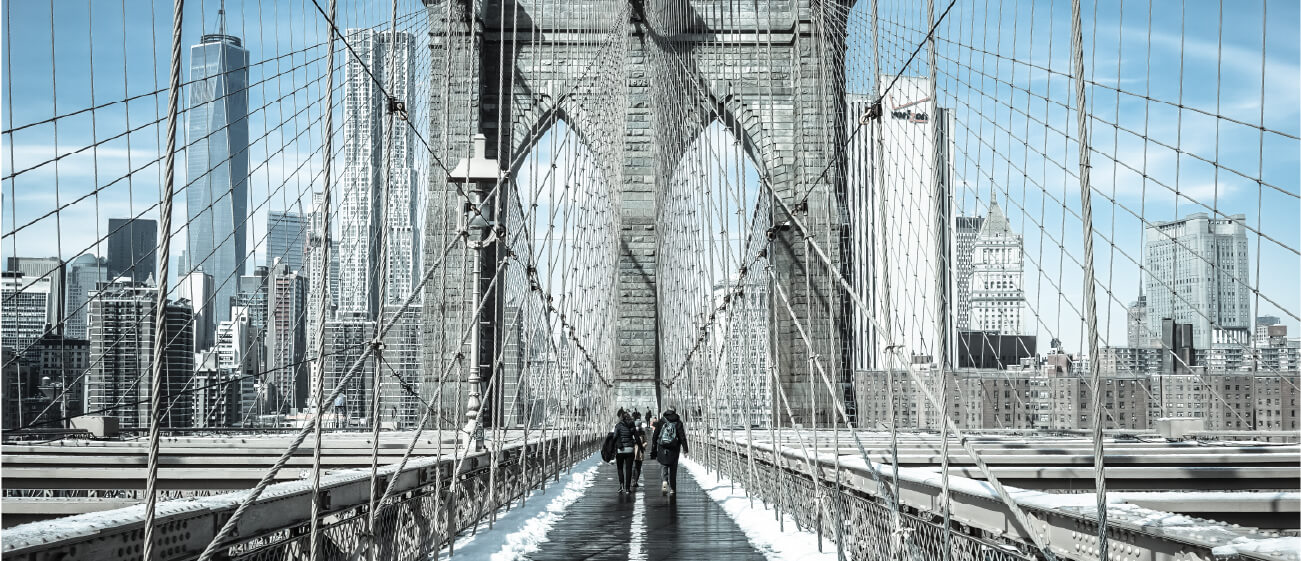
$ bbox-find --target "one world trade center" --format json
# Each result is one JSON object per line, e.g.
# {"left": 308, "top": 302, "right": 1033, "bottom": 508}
{"left": 185, "top": 16, "right": 249, "bottom": 331}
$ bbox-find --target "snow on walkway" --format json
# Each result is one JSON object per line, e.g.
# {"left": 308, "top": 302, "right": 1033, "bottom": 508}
{"left": 681, "top": 457, "right": 838, "bottom": 561}
{"left": 629, "top": 475, "right": 647, "bottom": 560}
{"left": 435, "top": 455, "right": 601, "bottom": 560}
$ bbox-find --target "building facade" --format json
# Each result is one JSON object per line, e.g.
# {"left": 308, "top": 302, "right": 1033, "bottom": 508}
{"left": 86, "top": 281, "right": 194, "bottom": 429}
{"left": 5, "top": 258, "right": 62, "bottom": 335}
{"left": 306, "top": 192, "right": 340, "bottom": 355}
{"left": 230, "top": 267, "right": 270, "bottom": 376}
{"left": 322, "top": 314, "right": 377, "bottom": 426}
{"left": 177, "top": 268, "right": 216, "bottom": 350}
{"left": 267, "top": 210, "right": 307, "bottom": 274}
{"left": 65, "top": 254, "right": 106, "bottom": 340}
{"left": 217, "top": 306, "right": 261, "bottom": 425}
{"left": 856, "top": 366, "right": 1297, "bottom": 432}
{"left": 378, "top": 305, "right": 422, "bottom": 428}
{"left": 847, "top": 77, "right": 955, "bottom": 369}
{"left": 953, "top": 215, "right": 985, "bottom": 333}
{"left": 186, "top": 31, "right": 250, "bottom": 328}
{"left": 106, "top": 218, "right": 157, "bottom": 284}
{"left": 1126, "top": 296, "right": 1153, "bottom": 348}
{"left": 337, "top": 29, "right": 417, "bottom": 318}
{"left": 28, "top": 334, "right": 91, "bottom": 425}
{"left": 967, "top": 196, "right": 1025, "bottom": 334}
{"left": 266, "top": 259, "right": 308, "bottom": 412}
{"left": 191, "top": 350, "right": 238, "bottom": 428}
{"left": 711, "top": 278, "right": 773, "bottom": 427}
{"left": 1144, "top": 213, "right": 1251, "bottom": 350}
{"left": 1, "top": 272, "right": 52, "bottom": 356}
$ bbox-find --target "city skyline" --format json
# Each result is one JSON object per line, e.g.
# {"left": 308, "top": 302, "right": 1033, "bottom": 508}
{"left": 0, "top": 2, "right": 1295, "bottom": 353}
{"left": 0, "top": 2, "right": 1296, "bottom": 437}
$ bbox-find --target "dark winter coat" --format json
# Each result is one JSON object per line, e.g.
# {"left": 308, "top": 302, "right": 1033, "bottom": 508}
{"left": 650, "top": 410, "right": 688, "bottom": 466}
{"left": 612, "top": 419, "right": 643, "bottom": 455}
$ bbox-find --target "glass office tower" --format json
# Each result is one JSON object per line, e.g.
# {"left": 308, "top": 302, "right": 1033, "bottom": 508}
{"left": 186, "top": 31, "right": 250, "bottom": 331}
{"left": 267, "top": 211, "right": 307, "bottom": 274}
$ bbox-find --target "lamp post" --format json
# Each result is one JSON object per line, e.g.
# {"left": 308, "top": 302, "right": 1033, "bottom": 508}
{"left": 449, "top": 134, "right": 501, "bottom": 452}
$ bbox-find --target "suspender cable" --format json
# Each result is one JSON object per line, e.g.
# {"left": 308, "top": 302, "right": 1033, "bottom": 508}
{"left": 309, "top": 1, "right": 337, "bottom": 559}
{"left": 143, "top": 2, "right": 183, "bottom": 560}
{"left": 1070, "top": 0, "right": 1110, "bottom": 557}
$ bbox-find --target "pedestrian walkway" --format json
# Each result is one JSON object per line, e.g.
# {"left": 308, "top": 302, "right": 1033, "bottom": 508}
{"left": 528, "top": 457, "right": 767, "bottom": 560}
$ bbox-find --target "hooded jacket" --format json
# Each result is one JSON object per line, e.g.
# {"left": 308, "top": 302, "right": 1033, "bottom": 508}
{"left": 612, "top": 418, "right": 643, "bottom": 453}
{"left": 651, "top": 410, "right": 689, "bottom": 466}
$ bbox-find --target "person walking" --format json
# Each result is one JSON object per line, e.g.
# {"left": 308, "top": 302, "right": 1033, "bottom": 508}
{"left": 631, "top": 411, "right": 647, "bottom": 487}
{"left": 650, "top": 407, "right": 688, "bottom": 496}
{"left": 612, "top": 411, "right": 643, "bottom": 493}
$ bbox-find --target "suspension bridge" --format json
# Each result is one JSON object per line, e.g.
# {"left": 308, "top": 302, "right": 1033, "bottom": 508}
{"left": 1, "top": 0, "right": 1298, "bottom": 560}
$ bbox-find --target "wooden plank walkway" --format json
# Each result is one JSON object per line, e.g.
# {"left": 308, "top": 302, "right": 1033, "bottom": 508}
{"left": 528, "top": 458, "right": 767, "bottom": 560}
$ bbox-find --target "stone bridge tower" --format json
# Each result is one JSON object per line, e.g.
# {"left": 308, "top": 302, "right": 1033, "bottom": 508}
{"left": 424, "top": 0, "right": 849, "bottom": 425}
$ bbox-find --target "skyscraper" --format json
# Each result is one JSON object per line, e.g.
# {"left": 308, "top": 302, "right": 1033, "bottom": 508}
{"left": 338, "top": 29, "right": 417, "bottom": 318}
{"left": 266, "top": 259, "right": 308, "bottom": 412}
{"left": 86, "top": 280, "right": 194, "bottom": 429}
{"left": 967, "top": 196, "right": 1025, "bottom": 334}
{"left": 65, "top": 254, "right": 106, "bottom": 339}
{"left": 953, "top": 215, "right": 985, "bottom": 332}
{"left": 379, "top": 305, "right": 422, "bottom": 428}
{"left": 192, "top": 350, "right": 235, "bottom": 428}
{"left": 847, "top": 77, "right": 955, "bottom": 368}
{"left": 322, "top": 314, "right": 376, "bottom": 426}
{"left": 306, "top": 192, "right": 340, "bottom": 350}
{"left": 230, "top": 266, "right": 270, "bottom": 374}
{"left": 267, "top": 210, "right": 307, "bottom": 274}
{"left": 5, "top": 257, "right": 63, "bottom": 334}
{"left": 177, "top": 267, "right": 215, "bottom": 350}
{"left": 106, "top": 218, "right": 158, "bottom": 284}
{"left": 1127, "top": 296, "right": 1153, "bottom": 348}
{"left": 186, "top": 26, "right": 249, "bottom": 328}
{"left": 217, "top": 306, "right": 260, "bottom": 424}
{"left": 27, "top": 333, "right": 90, "bottom": 424}
{"left": 1144, "top": 213, "right": 1251, "bottom": 349}
{"left": 1, "top": 272, "right": 52, "bottom": 356}
{"left": 711, "top": 277, "right": 772, "bottom": 426}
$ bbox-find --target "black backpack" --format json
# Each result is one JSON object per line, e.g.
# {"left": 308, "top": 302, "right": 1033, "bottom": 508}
{"left": 601, "top": 432, "right": 617, "bottom": 462}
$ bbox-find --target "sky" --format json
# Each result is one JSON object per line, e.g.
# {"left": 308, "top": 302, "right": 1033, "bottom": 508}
{"left": 2, "top": 0, "right": 1297, "bottom": 354}
{"left": 846, "top": 0, "right": 1300, "bottom": 350}
{"left": 2, "top": 0, "right": 428, "bottom": 289}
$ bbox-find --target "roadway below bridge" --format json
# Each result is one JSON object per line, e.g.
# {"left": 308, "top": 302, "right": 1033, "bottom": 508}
{"left": 0, "top": 429, "right": 577, "bottom": 527}
{"left": 732, "top": 431, "right": 1301, "bottom": 492}
{"left": 702, "top": 430, "right": 1300, "bottom": 531}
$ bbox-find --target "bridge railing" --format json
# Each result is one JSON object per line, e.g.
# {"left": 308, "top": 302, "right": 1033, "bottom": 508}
{"left": 2, "top": 433, "right": 599, "bottom": 561}
{"left": 696, "top": 434, "right": 1299, "bottom": 561}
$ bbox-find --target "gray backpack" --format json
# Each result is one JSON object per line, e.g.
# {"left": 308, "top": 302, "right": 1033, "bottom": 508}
{"left": 658, "top": 421, "right": 679, "bottom": 447}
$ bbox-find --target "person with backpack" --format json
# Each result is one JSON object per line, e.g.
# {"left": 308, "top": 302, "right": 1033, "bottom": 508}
{"left": 611, "top": 411, "right": 644, "bottom": 493}
{"left": 650, "top": 407, "right": 688, "bottom": 496}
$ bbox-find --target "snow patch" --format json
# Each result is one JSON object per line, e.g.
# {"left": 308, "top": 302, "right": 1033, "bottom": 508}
{"left": 630, "top": 478, "right": 647, "bottom": 560}
{"left": 1211, "top": 536, "right": 1301, "bottom": 559}
{"left": 436, "top": 455, "right": 600, "bottom": 560}
{"left": 681, "top": 457, "right": 837, "bottom": 561}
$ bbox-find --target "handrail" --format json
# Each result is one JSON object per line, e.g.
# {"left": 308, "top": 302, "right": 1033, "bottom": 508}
{"left": 704, "top": 435, "right": 1300, "bottom": 561}
{"left": 3, "top": 433, "right": 598, "bottom": 561}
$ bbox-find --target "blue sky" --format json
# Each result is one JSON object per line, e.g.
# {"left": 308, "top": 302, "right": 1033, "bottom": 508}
{"left": 3, "top": 0, "right": 1297, "bottom": 352}
{"left": 3, "top": 0, "right": 434, "bottom": 304}
{"left": 847, "top": 0, "right": 1300, "bottom": 348}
